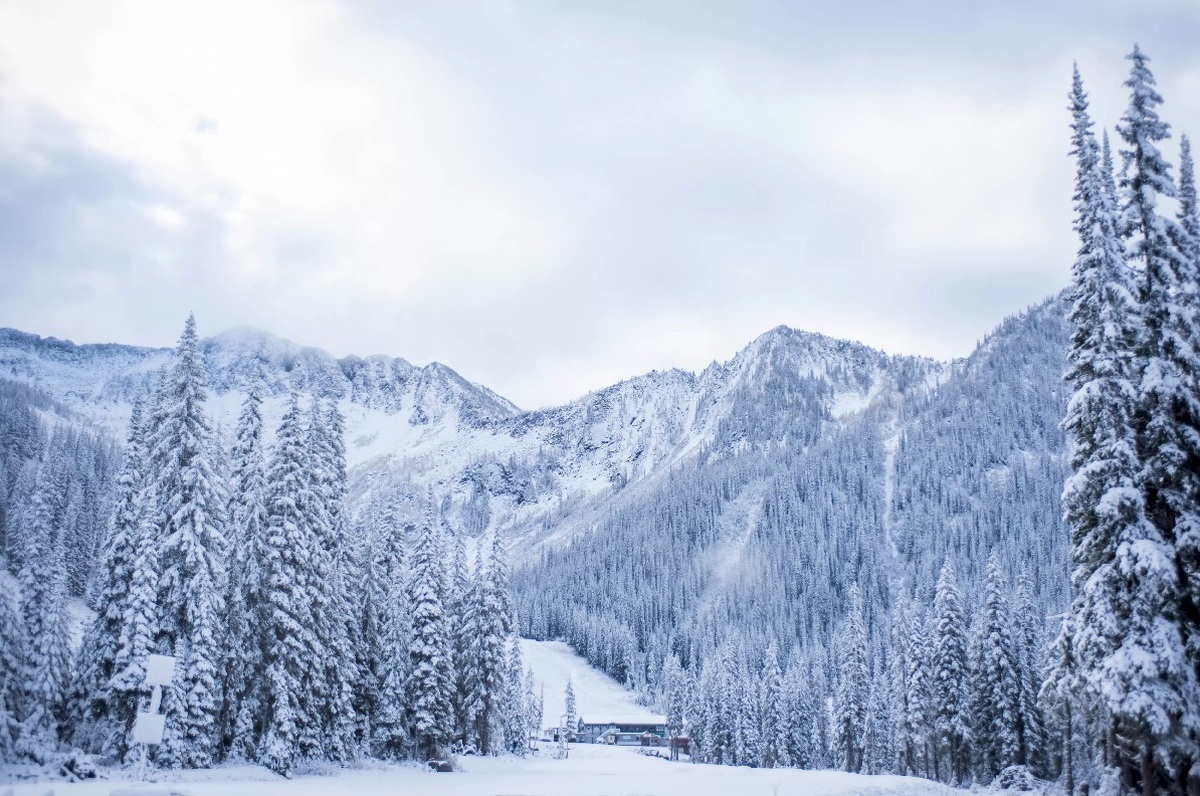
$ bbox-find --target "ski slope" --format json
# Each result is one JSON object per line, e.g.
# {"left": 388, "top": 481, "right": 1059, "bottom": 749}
{"left": 519, "top": 638, "right": 661, "bottom": 729}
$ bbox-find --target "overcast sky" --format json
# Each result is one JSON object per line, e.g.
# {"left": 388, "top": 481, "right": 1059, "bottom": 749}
{"left": 1, "top": 1, "right": 1198, "bottom": 409}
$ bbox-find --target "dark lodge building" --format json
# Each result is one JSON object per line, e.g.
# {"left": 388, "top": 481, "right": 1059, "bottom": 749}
{"left": 576, "top": 716, "right": 668, "bottom": 746}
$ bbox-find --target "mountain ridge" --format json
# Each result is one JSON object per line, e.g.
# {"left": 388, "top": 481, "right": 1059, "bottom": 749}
{"left": 0, "top": 297, "right": 1065, "bottom": 577}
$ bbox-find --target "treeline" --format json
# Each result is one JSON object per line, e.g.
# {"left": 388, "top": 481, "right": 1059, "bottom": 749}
{"left": 0, "top": 379, "right": 120, "bottom": 599}
{"left": 654, "top": 560, "right": 1046, "bottom": 784}
{"left": 0, "top": 316, "right": 540, "bottom": 776}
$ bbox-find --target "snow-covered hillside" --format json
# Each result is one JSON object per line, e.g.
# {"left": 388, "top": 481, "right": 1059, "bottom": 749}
{"left": 0, "top": 322, "right": 946, "bottom": 560}
{"left": 520, "top": 639, "right": 660, "bottom": 727}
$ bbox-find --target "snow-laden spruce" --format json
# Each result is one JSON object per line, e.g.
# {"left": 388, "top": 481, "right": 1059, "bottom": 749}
{"left": 1053, "top": 49, "right": 1200, "bottom": 796}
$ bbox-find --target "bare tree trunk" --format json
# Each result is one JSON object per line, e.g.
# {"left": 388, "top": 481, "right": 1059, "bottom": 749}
{"left": 1064, "top": 700, "right": 1075, "bottom": 796}
{"left": 1140, "top": 744, "right": 1154, "bottom": 796}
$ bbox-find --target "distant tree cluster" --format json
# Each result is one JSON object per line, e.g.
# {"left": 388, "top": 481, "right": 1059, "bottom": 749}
{"left": 0, "top": 316, "right": 539, "bottom": 775}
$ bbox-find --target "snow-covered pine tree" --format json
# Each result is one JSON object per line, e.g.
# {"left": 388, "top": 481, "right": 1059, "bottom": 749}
{"left": 221, "top": 384, "right": 269, "bottom": 760}
{"left": 459, "top": 543, "right": 488, "bottom": 752}
{"left": 663, "top": 654, "right": 689, "bottom": 747}
{"left": 833, "top": 584, "right": 869, "bottom": 773}
{"left": 308, "top": 398, "right": 357, "bottom": 762}
{"left": 809, "top": 660, "right": 834, "bottom": 770}
{"left": 475, "top": 530, "right": 514, "bottom": 754}
{"left": 285, "top": 398, "right": 333, "bottom": 762}
{"left": 1173, "top": 131, "right": 1200, "bottom": 793}
{"left": 523, "top": 672, "right": 542, "bottom": 750}
{"left": 905, "top": 604, "right": 931, "bottom": 778}
{"left": 447, "top": 531, "right": 479, "bottom": 749}
{"left": 257, "top": 392, "right": 318, "bottom": 776}
{"left": 503, "top": 635, "right": 528, "bottom": 755}
{"left": 1115, "top": 47, "right": 1197, "bottom": 790}
{"left": 888, "top": 596, "right": 915, "bottom": 775}
{"left": 759, "top": 641, "right": 787, "bottom": 768}
{"left": 564, "top": 676, "right": 576, "bottom": 740}
{"left": 974, "top": 551, "right": 1020, "bottom": 779}
{"left": 149, "top": 315, "right": 227, "bottom": 768}
{"left": 931, "top": 559, "right": 970, "bottom": 783}
{"left": 369, "top": 504, "right": 411, "bottom": 759}
{"left": 1060, "top": 64, "right": 1159, "bottom": 794}
{"left": 784, "top": 661, "right": 811, "bottom": 769}
{"left": 110, "top": 406, "right": 163, "bottom": 761}
{"left": 686, "top": 665, "right": 710, "bottom": 763}
{"left": 1041, "top": 615, "right": 1083, "bottom": 796}
{"left": 735, "top": 660, "right": 761, "bottom": 766}
{"left": 1011, "top": 571, "right": 1047, "bottom": 772}
{"left": 16, "top": 477, "right": 72, "bottom": 760}
{"left": 406, "top": 514, "right": 454, "bottom": 760}
{"left": 705, "top": 649, "right": 735, "bottom": 764}
{"left": 70, "top": 397, "right": 148, "bottom": 757}
{"left": 862, "top": 665, "right": 893, "bottom": 775}
{"left": 0, "top": 591, "right": 24, "bottom": 762}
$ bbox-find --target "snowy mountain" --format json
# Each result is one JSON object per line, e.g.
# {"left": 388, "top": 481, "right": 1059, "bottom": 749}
{"left": 0, "top": 296, "right": 1072, "bottom": 693}
{"left": 0, "top": 326, "right": 519, "bottom": 431}
{"left": 0, "top": 320, "right": 946, "bottom": 549}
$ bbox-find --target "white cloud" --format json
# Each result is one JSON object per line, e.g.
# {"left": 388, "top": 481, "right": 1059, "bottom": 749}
{"left": 0, "top": 1, "right": 1197, "bottom": 407}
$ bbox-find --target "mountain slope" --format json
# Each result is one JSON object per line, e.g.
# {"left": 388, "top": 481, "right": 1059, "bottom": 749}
{"left": 0, "top": 297, "right": 1073, "bottom": 694}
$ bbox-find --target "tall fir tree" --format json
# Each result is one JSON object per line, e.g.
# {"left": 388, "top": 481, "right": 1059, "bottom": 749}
{"left": 406, "top": 515, "right": 454, "bottom": 760}
{"left": 369, "top": 505, "right": 411, "bottom": 759}
{"left": 1041, "top": 615, "right": 1083, "bottom": 796}
{"left": 974, "top": 552, "right": 1020, "bottom": 779}
{"left": 564, "top": 676, "right": 577, "bottom": 739}
{"left": 307, "top": 398, "right": 357, "bottom": 761}
{"left": 221, "top": 384, "right": 269, "bottom": 760}
{"left": 447, "top": 531, "right": 478, "bottom": 748}
{"left": 110, "top": 401, "right": 162, "bottom": 761}
{"left": 0, "top": 590, "right": 25, "bottom": 762}
{"left": 149, "top": 315, "right": 227, "bottom": 768}
{"left": 905, "top": 605, "right": 932, "bottom": 778}
{"left": 503, "top": 634, "right": 528, "bottom": 755}
{"left": 475, "top": 530, "right": 514, "bottom": 754}
{"left": 1174, "top": 131, "right": 1200, "bottom": 793}
{"left": 70, "top": 397, "right": 148, "bottom": 757}
{"left": 257, "top": 392, "right": 318, "bottom": 776}
{"left": 1012, "top": 571, "right": 1047, "bottom": 772}
{"left": 17, "top": 478, "right": 72, "bottom": 759}
{"left": 888, "top": 596, "right": 916, "bottom": 775}
{"left": 833, "top": 584, "right": 869, "bottom": 773}
{"left": 663, "top": 654, "right": 688, "bottom": 744}
{"left": 759, "top": 641, "right": 787, "bottom": 768}
{"left": 931, "top": 559, "right": 970, "bottom": 783}
{"left": 1115, "top": 47, "right": 1198, "bottom": 789}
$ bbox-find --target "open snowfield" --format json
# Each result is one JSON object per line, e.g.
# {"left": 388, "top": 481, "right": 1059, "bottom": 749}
{"left": 5, "top": 744, "right": 963, "bottom": 796}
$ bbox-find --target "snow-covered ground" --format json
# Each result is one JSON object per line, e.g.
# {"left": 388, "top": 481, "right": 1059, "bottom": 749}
{"left": 7, "top": 744, "right": 963, "bottom": 796}
{"left": 520, "top": 638, "right": 661, "bottom": 728}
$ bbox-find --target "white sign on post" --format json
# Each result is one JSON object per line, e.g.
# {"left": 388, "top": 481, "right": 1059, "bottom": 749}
{"left": 145, "top": 654, "right": 176, "bottom": 687}
{"left": 132, "top": 712, "right": 166, "bottom": 745}
{"left": 133, "top": 654, "right": 177, "bottom": 764}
